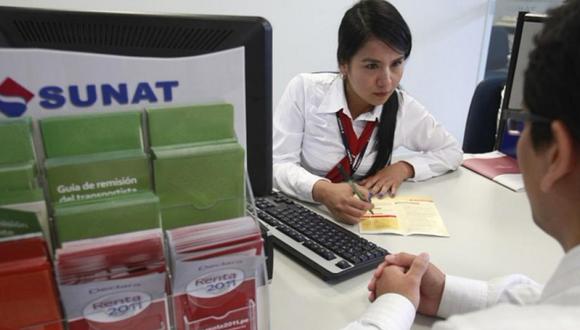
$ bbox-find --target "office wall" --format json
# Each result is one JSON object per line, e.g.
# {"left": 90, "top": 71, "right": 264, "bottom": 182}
{"left": 0, "top": 0, "right": 492, "bottom": 144}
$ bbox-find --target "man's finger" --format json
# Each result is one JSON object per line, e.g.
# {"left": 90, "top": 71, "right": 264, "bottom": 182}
{"left": 373, "top": 261, "right": 387, "bottom": 278}
{"left": 368, "top": 278, "right": 376, "bottom": 292}
{"left": 406, "top": 253, "right": 430, "bottom": 279}
{"left": 385, "top": 252, "right": 417, "bottom": 267}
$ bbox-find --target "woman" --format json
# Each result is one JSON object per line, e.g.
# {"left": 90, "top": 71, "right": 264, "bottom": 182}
{"left": 273, "top": 0, "right": 462, "bottom": 224}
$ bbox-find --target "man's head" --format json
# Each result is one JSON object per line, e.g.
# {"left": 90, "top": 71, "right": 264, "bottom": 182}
{"left": 524, "top": 0, "right": 580, "bottom": 149}
{"left": 518, "top": 0, "right": 580, "bottom": 250}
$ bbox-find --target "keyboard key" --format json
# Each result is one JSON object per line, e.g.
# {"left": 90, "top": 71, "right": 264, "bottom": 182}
{"left": 349, "top": 257, "right": 362, "bottom": 264}
{"left": 336, "top": 260, "right": 351, "bottom": 269}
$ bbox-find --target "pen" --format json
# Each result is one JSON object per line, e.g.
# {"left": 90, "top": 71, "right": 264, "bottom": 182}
{"left": 337, "top": 163, "right": 374, "bottom": 215}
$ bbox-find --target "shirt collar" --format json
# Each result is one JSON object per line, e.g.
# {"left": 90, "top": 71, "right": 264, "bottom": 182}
{"left": 540, "top": 244, "right": 580, "bottom": 301}
{"left": 316, "top": 76, "right": 382, "bottom": 122}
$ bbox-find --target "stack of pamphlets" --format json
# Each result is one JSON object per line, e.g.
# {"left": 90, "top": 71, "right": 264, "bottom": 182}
{"left": 55, "top": 229, "right": 168, "bottom": 330}
{"left": 167, "top": 216, "right": 264, "bottom": 330}
{"left": 462, "top": 151, "right": 524, "bottom": 192}
{"left": 0, "top": 117, "right": 44, "bottom": 205}
{"left": 0, "top": 208, "right": 62, "bottom": 329}
{"left": 40, "top": 111, "right": 161, "bottom": 244}
{"left": 147, "top": 104, "right": 245, "bottom": 230}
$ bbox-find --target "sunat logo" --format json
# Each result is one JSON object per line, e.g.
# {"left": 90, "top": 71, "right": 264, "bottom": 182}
{"left": 0, "top": 78, "right": 34, "bottom": 117}
{"left": 38, "top": 81, "right": 179, "bottom": 109}
{"left": 0, "top": 78, "right": 179, "bottom": 118}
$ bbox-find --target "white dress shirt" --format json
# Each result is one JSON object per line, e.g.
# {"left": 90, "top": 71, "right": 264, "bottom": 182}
{"left": 343, "top": 245, "right": 580, "bottom": 330}
{"left": 273, "top": 73, "right": 462, "bottom": 202}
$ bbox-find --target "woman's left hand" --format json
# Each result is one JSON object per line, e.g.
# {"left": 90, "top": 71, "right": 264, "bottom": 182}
{"left": 359, "top": 161, "right": 414, "bottom": 197}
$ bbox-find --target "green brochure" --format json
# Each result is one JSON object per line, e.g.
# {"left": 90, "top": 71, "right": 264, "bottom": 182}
{"left": 0, "top": 117, "right": 36, "bottom": 164}
{"left": 44, "top": 150, "right": 151, "bottom": 204}
{"left": 0, "top": 161, "right": 37, "bottom": 191}
{"left": 0, "top": 207, "right": 42, "bottom": 241}
{"left": 147, "top": 103, "right": 235, "bottom": 147}
{"left": 0, "top": 118, "right": 42, "bottom": 204}
{"left": 147, "top": 103, "right": 245, "bottom": 229}
{"left": 0, "top": 161, "right": 43, "bottom": 205}
{"left": 54, "top": 191, "right": 160, "bottom": 243}
{"left": 40, "top": 111, "right": 144, "bottom": 158}
{"left": 0, "top": 189, "right": 45, "bottom": 206}
{"left": 153, "top": 141, "right": 245, "bottom": 229}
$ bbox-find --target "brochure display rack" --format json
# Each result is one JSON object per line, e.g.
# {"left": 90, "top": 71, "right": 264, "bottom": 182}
{"left": 0, "top": 103, "right": 270, "bottom": 329}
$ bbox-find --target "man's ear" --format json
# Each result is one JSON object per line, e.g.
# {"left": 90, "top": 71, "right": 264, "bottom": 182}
{"left": 540, "top": 120, "right": 576, "bottom": 192}
{"left": 339, "top": 63, "right": 348, "bottom": 78}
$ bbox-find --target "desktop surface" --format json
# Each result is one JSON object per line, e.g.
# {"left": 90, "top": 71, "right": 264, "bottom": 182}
{"left": 268, "top": 167, "right": 563, "bottom": 330}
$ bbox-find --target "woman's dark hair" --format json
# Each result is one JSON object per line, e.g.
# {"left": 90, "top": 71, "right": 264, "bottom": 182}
{"left": 524, "top": 0, "right": 580, "bottom": 149}
{"left": 337, "top": 0, "right": 412, "bottom": 177}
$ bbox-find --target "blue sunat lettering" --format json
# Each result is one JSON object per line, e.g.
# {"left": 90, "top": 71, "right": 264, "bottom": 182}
{"left": 69, "top": 84, "right": 97, "bottom": 107}
{"left": 131, "top": 82, "right": 157, "bottom": 104}
{"left": 39, "top": 86, "right": 66, "bottom": 109}
{"left": 155, "top": 81, "right": 178, "bottom": 102}
{"left": 38, "top": 80, "right": 179, "bottom": 110}
{"left": 102, "top": 83, "right": 129, "bottom": 106}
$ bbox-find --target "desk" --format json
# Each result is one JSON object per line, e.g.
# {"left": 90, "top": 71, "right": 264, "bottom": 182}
{"left": 267, "top": 167, "right": 563, "bottom": 330}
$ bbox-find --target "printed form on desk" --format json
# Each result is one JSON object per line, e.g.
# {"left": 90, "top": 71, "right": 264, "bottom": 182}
{"left": 359, "top": 195, "right": 449, "bottom": 237}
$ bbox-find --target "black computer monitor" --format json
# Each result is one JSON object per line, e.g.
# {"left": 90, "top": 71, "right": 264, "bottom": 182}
{"left": 496, "top": 12, "right": 546, "bottom": 157}
{"left": 0, "top": 6, "right": 273, "bottom": 197}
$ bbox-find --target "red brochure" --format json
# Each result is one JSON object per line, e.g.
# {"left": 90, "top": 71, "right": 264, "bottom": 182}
{"left": 0, "top": 208, "right": 63, "bottom": 330}
{"left": 55, "top": 229, "right": 169, "bottom": 330}
{"left": 167, "top": 216, "right": 264, "bottom": 330}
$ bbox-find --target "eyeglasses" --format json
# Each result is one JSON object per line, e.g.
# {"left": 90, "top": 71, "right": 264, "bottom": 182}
{"left": 505, "top": 110, "right": 552, "bottom": 136}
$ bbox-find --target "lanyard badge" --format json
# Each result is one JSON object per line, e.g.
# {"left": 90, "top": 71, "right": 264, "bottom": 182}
{"left": 325, "top": 109, "right": 377, "bottom": 182}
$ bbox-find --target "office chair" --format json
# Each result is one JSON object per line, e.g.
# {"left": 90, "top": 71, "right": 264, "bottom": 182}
{"left": 484, "top": 25, "right": 510, "bottom": 80}
{"left": 462, "top": 75, "right": 507, "bottom": 153}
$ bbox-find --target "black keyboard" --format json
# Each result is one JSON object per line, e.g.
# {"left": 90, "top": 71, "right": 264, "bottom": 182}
{"left": 253, "top": 191, "right": 389, "bottom": 282}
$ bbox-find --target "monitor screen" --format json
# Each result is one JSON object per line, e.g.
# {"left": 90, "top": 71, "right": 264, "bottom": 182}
{"left": 496, "top": 12, "right": 546, "bottom": 157}
{"left": 503, "top": 14, "right": 545, "bottom": 111}
{"left": 0, "top": 6, "right": 273, "bottom": 197}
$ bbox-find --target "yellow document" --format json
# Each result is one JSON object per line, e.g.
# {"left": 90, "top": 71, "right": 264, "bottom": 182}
{"left": 359, "top": 195, "right": 449, "bottom": 237}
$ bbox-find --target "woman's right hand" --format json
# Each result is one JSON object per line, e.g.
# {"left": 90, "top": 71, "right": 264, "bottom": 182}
{"left": 312, "top": 180, "right": 373, "bottom": 225}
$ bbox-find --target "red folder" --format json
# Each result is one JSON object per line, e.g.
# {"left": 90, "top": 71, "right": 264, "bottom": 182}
{"left": 0, "top": 238, "right": 63, "bottom": 330}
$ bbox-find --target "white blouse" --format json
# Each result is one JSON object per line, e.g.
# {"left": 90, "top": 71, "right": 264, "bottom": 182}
{"left": 273, "top": 73, "right": 463, "bottom": 202}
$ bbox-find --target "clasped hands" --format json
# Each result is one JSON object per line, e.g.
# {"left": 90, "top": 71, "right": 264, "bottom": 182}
{"left": 313, "top": 161, "right": 414, "bottom": 224}
{"left": 367, "top": 252, "right": 445, "bottom": 316}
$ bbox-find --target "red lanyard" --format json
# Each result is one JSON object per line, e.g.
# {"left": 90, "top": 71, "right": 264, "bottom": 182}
{"left": 325, "top": 109, "right": 377, "bottom": 183}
